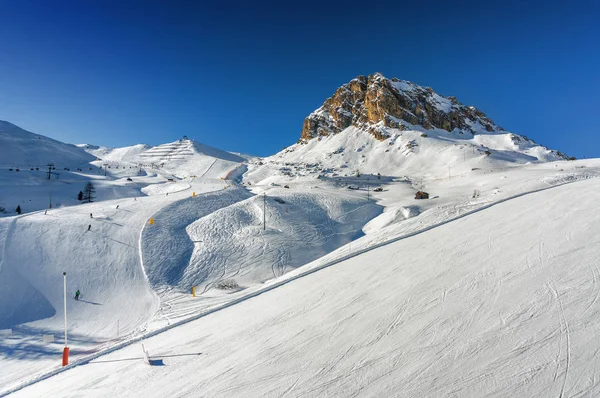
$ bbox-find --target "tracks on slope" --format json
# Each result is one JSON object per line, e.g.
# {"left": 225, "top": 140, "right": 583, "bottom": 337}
{"left": 3, "top": 172, "right": 598, "bottom": 397}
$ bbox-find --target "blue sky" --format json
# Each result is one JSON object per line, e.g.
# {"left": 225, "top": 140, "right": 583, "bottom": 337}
{"left": 1, "top": 0, "right": 598, "bottom": 157}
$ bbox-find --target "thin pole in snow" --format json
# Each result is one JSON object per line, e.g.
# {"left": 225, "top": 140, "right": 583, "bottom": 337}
{"left": 62, "top": 271, "right": 69, "bottom": 366}
{"left": 263, "top": 193, "right": 266, "bottom": 230}
{"left": 63, "top": 272, "right": 67, "bottom": 347}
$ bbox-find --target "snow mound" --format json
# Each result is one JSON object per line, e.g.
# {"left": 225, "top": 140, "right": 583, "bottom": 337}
{"left": 184, "top": 190, "right": 382, "bottom": 293}
{"left": 142, "top": 187, "right": 253, "bottom": 288}
{"left": 363, "top": 205, "right": 420, "bottom": 234}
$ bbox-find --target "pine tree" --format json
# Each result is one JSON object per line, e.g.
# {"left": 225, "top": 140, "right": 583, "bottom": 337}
{"left": 16, "top": 205, "right": 21, "bottom": 215}
{"left": 78, "top": 191, "right": 83, "bottom": 201}
{"left": 82, "top": 182, "right": 96, "bottom": 203}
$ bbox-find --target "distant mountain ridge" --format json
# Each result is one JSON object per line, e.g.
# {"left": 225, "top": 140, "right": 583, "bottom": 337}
{"left": 0, "top": 120, "right": 95, "bottom": 167}
{"left": 78, "top": 143, "right": 152, "bottom": 163}
{"left": 135, "top": 139, "right": 245, "bottom": 164}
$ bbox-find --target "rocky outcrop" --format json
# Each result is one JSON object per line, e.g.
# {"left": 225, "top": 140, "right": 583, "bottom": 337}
{"left": 300, "top": 73, "right": 503, "bottom": 142}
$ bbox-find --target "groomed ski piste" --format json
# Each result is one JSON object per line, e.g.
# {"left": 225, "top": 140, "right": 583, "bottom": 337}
{"left": 2, "top": 121, "right": 600, "bottom": 397}
{"left": 4, "top": 162, "right": 600, "bottom": 397}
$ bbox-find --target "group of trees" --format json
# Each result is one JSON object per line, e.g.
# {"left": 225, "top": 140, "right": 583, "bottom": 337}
{"left": 5, "top": 182, "right": 96, "bottom": 217}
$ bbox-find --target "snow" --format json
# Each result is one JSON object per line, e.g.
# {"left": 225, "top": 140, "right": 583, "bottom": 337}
{"left": 389, "top": 80, "right": 417, "bottom": 93}
{"left": 8, "top": 177, "right": 600, "bottom": 397}
{"left": 81, "top": 144, "right": 152, "bottom": 163}
{"left": 362, "top": 205, "right": 419, "bottom": 233}
{"left": 388, "top": 81, "right": 454, "bottom": 113}
{"left": 245, "top": 126, "right": 564, "bottom": 190}
{"left": 182, "top": 189, "right": 381, "bottom": 293}
{"left": 2, "top": 120, "right": 600, "bottom": 397}
{"left": 430, "top": 92, "right": 454, "bottom": 113}
{"left": 0, "top": 133, "right": 248, "bottom": 391}
{"left": 0, "top": 121, "right": 95, "bottom": 167}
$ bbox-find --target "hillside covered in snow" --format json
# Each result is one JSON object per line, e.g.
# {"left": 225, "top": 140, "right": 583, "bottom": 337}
{"left": 0, "top": 121, "right": 95, "bottom": 167}
{"left": 0, "top": 71, "right": 598, "bottom": 397}
{"left": 6, "top": 159, "right": 600, "bottom": 398}
{"left": 245, "top": 73, "right": 569, "bottom": 191}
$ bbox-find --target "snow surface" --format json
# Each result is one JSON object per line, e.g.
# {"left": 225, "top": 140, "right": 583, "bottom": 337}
{"left": 388, "top": 79, "right": 454, "bottom": 113}
{"left": 8, "top": 176, "right": 600, "bottom": 397}
{"left": 0, "top": 121, "right": 95, "bottom": 167}
{"left": 80, "top": 143, "right": 152, "bottom": 163}
{"left": 2, "top": 121, "right": 600, "bottom": 397}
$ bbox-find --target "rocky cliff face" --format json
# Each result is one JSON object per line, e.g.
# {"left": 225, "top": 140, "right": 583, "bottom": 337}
{"left": 300, "top": 73, "right": 504, "bottom": 142}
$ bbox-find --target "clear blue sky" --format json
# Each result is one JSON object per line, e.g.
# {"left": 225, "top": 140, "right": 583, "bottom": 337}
{"left": 1, "top": 0, "right": 598, "bottom": 157}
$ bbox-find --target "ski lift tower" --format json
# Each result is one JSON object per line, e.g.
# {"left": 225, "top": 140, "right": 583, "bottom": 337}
{"left": 46, "top": 163, "right": 55, "bottom": 179}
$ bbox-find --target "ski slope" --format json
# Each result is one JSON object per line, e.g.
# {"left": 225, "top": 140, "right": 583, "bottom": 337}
{"left": 2, "top": 120, "right": 600, "bottom": 397}
{"left": 0, "top": 131, "right": 253, "bottom": 390}
{"left": 2, "top": 156, "right": 598, "bottom": 395}
{"left": 132, "top": 139, "right": 245, "bottom": 179}
{"left": 9, "top": 175, "right": 600, "bottom": 397}
{"left": 0, "top": 174, "right": 234, "bottom": 389}
{"left": 0, "top": 131, "right": 391, "bottom": 391}
{"left": 183, "top": 188, "right": 382, "bottom": 293}
{"left": 78, "top": 144, "right": 151, "bottom": 163}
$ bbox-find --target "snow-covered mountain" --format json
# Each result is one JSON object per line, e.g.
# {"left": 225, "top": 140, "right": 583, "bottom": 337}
{"left": 245, "top": 73, "right": 570, "bottom": 186}
{"left": 300, "top": 73, "right": 569, "bottom": 157}
{"left": 132, "top": 138, "right": 245, "bottom": 178}
{"left": 77, "top": 143, "right": 152, "bottom": 163}
{"left": 1, "top": 74, "right": 599, "bottom": 398}
{"left": 0, "top": 121, "right": 95, "bottom": 167}
{"left": 79, "top": 138, "right": 246, "bottom": 180}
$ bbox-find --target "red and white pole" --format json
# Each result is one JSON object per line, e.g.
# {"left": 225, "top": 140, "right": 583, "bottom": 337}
{"left": 62, "top": 272, "right": 69, "bottom": 366}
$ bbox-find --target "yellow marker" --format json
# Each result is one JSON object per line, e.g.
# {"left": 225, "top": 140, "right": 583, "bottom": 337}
{"left": 191, "top": 286, "right": 196, "bottom": 297}
{"left": 192, "top": 192, "right": 196, "bottom": 197}
{"left": 149, "top": 218, "right": 155, "bottom": 225}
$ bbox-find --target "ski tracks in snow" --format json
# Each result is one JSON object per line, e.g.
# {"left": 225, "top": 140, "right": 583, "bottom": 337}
{"left": 538, "top": 212, "right": 571, "bottom": 398}
{"left": 0, "top": 218, "right": 18, "bottom": 273}
{"left": 547, "top": 280, "right": 571, "bottom": 398}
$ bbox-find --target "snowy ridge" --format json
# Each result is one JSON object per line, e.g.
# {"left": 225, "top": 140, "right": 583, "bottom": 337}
{"left": 132, "top": 139, "right": 245, "bottom": 178}
{"left": 245, "top": 126, "right": 564, "bottom": 189}
{"left": 0, "top": 121, "right": 95, "bottom": 167}
{"left": 79, "top": 143, "right": 152, "bottom": 163}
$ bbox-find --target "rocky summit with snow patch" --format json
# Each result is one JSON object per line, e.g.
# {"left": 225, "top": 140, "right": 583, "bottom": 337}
{"left": 243, "top": 73, "right": 571, "bottom": 186}
{"left": 299, "top": 73, "right": 570, "bottom": 160}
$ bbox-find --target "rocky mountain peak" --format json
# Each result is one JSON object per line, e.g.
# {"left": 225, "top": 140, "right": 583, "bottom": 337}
{"left": 300, "top": 73, "right": 503, "bottom": 142}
